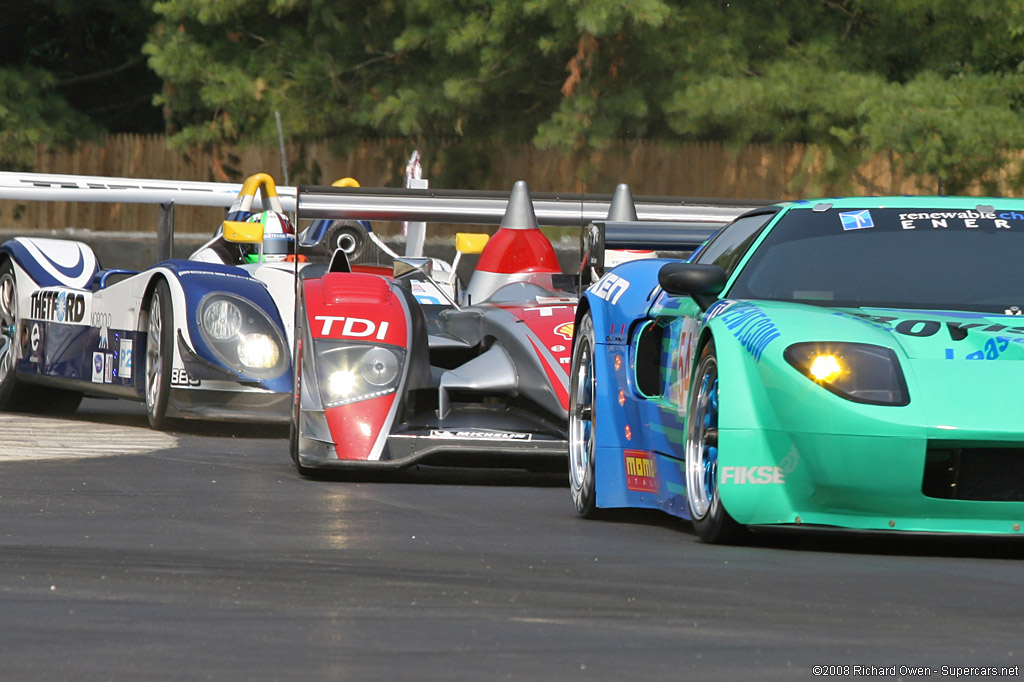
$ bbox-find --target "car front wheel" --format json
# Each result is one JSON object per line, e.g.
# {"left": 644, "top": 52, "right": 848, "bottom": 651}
{"left": 569, "top": 313, "right": 600, "bottom": 518}
{"left": 685, "top": 340, "right": 745, "bottom": 543}
{"left": 144, "top": 280, "right": 173, "bottom": 430}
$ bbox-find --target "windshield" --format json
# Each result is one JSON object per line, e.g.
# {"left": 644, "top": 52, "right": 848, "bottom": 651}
{"left": 729, "top": 205, "right": 1024, "bottom": 313}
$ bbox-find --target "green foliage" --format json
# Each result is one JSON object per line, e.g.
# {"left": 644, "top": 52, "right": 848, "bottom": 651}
{"left": 0, "top": 67, "right": 98, "bottom": 169}
{"left": 0, "top": 0, "right": 159, "bottom": 168}
{"left": 9, "top": 0, "right": 1024, "bottom": 193}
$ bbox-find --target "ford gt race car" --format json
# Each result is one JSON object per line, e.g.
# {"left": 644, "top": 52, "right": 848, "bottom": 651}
{"left": 0, "top": 173, "right": 297, "bottom": 428}
{"left": 289, "top": 180, "right": 751, "bottom": 474}
{"left": 570, "top": 196, "right": 1024, "bottom": 542}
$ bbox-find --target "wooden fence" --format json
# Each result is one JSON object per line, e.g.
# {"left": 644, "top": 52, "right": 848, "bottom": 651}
{"left": 0, "top": 135, "right": 937, "bottom": 234}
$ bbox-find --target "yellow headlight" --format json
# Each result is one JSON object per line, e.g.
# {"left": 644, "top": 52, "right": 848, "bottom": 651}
{"left": 808, "top": 354, "right": 843, "bottom": 382}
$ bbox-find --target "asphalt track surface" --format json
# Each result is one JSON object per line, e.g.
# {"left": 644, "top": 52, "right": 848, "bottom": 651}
{"left": 1, "top": 399, "right": 1023, "bottom": 681}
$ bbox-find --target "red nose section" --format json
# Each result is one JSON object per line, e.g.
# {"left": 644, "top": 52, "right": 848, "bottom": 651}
{"left": 325, "top": 393, "right": 397, "bottom": 460}
{"left": 475, "top": 227, "right": 561, "bottom": 274}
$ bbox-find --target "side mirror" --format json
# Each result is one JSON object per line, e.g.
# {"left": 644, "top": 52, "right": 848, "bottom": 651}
{"left": 658, "top": 262, "right": 727, "bottom": 311}
{"left": 393, "top": 257, "right": 433, "bottom": 279}
{"left": 222, "top": 220, "right": 264, "bottom": 244}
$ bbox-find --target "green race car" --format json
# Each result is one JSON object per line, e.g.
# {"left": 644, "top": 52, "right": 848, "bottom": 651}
{"left": 570, "top": 197, "right": 1024, "bottom": 542}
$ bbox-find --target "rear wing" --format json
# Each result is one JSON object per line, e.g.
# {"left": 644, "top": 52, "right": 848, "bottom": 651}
{"left": 0, "top": 170, "right": 295, "bottom": 262}
{"left": 0, "top": 171, "right": 295, "bottom": 210}
{"left": 579, "top": 219, "right": 727, "bottom": 285}
{"left": 296, "top": 185, "right": 752, "bottom": 226}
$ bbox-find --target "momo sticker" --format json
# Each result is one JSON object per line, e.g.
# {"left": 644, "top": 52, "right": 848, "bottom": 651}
{"left": 624, "top": 449, "right": 657, "bottom": 492}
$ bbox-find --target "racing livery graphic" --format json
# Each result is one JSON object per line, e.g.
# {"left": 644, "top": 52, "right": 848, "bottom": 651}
{"left": 0, "top": 173, "right": 297, "bottom": 428}
{"left": 289, "top": 180, "right": 753, "bottom": 473}
{"left": 570, "top": 197, "right": 1024, "bottom": 541}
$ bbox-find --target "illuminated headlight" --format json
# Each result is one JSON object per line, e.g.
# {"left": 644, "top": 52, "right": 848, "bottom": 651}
{"left": 315, "top": 343, "right": 404, "bottom": 407}
{"left": 197, "top": 293, "right": 288, "bottom": 379}
{"left": 785, "top": 342, "right": 909, "bottom": 406}
{"left": 202, "top": 299, "right": 242, "bottom": 340}
{"left": 237, "top": 333, "right": 280, "bottom": 369}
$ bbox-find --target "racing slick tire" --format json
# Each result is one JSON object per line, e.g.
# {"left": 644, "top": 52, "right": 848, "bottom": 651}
{"left": 144, "top": 279, "right": 173, "bottom": 430}
{"left": 0, "top": 260, "right": 81, "bottom": 415}
{"left": 685, "top": 340, "right": 746, "bottom": 544}
{"left": 569, "top": 312, "right": 601, "bottom": 518}
{"left": 317, "top": 220, "right": 367, "bottom": 261}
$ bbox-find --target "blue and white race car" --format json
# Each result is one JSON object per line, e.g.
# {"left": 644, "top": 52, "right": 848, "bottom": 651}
{"left": 0, "top": 173, "right": 297, "bottom": 428}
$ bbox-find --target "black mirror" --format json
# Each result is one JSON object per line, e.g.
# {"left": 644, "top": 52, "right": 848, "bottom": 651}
{"left": 658, "top": 262, "right": 727, "bottom": 311}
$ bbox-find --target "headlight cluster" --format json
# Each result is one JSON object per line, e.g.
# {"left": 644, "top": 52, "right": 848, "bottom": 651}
{"left": 314, "top": 342, "right": 404, "bottom": 407}
{"left": 784, "top": 342, "right": 909, "bottom": 406}
{"left": 198, "top": 294, "right": 287, "bottom": 379}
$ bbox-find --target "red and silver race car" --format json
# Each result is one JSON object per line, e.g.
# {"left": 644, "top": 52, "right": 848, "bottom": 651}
{"left": 289, "top": 180, "right": 749, "bottom": 474}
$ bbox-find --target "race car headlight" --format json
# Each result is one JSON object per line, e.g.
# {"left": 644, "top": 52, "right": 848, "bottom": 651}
{"left": 314, "top": 343, "right": 405, "bottom": 407}
{"left": 202, "top": 299, "right": 243, "bottom": 340}
{"left": 785, "top": 342, "right": 909, "bottom": 406}
{"left": 237, "top": 332, "right": 280, "bottom": 369}
{"left": 197, "top": 293, "right": 288, "bottom": 379}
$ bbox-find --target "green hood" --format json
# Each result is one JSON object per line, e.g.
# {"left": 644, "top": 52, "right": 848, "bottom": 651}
{"left": 741, "top": 301, "right": 1024, "bottom": 436}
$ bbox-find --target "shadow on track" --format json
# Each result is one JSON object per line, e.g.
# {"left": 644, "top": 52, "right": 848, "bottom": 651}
{"left": 746, "top": 527, "right": 1024, "bottom": 560}
{"left": 568, "top": 506, "right": 1024, "bottom": 560}
{"left": 295, "top": 462, "right": 567, "bottom": 488}
{"left": 63, "top": 397, "right": 290, "bottom": 439}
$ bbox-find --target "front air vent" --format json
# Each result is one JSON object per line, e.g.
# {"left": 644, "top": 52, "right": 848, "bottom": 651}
{"left": 923, "top": 447, "right": 1024, "bottom": 501}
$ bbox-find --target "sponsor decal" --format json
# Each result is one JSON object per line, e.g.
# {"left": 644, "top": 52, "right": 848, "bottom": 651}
{"left": 839, "top": 210, "right": 874, "bottom": 231}
{"left": 778, "top": 447, "right": 800, "bottom": 475}
{"left": 30, "top": 324, "right": 40, "bottom": 352}
{"left": 170, "top": 367, "right": 201, "bottom": 387}
{"left": 104, "top": 353, "right": 113, "bottom": 383}
{"left": 624, "top": 449, "right": 657, "bottom": 492}
{"left": 896, "top": 210, "right": 1014, "bottom": 230}
{"left": 948, "top": 336, "right": 1012, "bottom": 361}
{"left": 427, "top": 429, "right": 532, "bottom": 441}
{"left": 518, "top": 304, "right": 576, "bottom": 318}
{"left": 718, "top": 304, "right": 781, "bottom": 362}
{"left": 720, "top": 465, "right": 785, "bottom": 485}
{"left": 704, "top": 299, "right": 736, "bottom": 322}
{"left": 91, "top": 352, "right": 104, "bottom": 383}
{"left": 410, "top": 281, "right": 443, "bottom": 305}
{"left": 554, "top": 322, "right": 574, "bottom": 340}
{"left": 671, "top": 319, "right": 699, "bottom": 410}
{"left": 30, "top": 290, "right": 86, "bottom": 323}
{"left": 118, "top": 339, "right": 133, "bottom": 379}
{"left": 846, "top": 312, "right": 1024, "bottom": 347}
{"left": 590, "top": 272, "right": 630, "bottom": 305}
{"left": 315, "top": 315, "right": 390, "bottom": 340}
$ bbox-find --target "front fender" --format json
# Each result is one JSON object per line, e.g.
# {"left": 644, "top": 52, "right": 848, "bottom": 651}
{"left": 577, "top": 258, "right": 674, "bottom": 349}
{"left": 157, "top": 261, "right": 291, "bottom": 391}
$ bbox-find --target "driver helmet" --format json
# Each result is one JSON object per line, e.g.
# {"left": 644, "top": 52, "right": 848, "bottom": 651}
{"left": 243, "top": 210, "right": 295, "bottom": 263}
